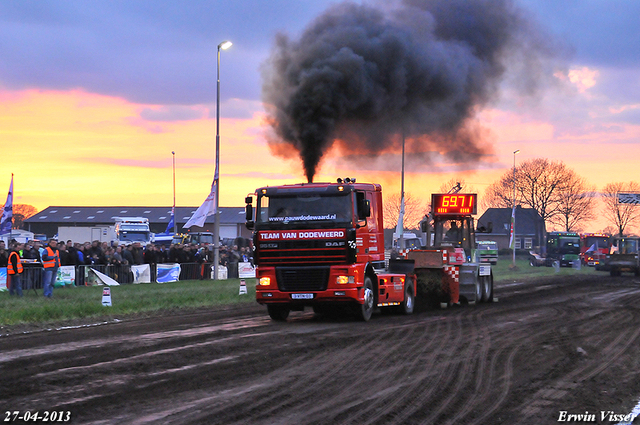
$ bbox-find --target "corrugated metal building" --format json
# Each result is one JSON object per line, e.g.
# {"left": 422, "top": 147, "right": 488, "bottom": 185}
{"left": 24, "top": 206, "right": 251, "bottom": 241}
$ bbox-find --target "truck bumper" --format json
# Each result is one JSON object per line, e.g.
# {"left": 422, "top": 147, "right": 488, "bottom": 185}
{"left": 255, "top": 265, "right": 366, "bottom": 305}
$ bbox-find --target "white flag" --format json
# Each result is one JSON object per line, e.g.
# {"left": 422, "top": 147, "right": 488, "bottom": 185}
{"left": 508, "top": 205, "right": 516, "bottom": 249}
{"left": 394, "top": 196, "right": 405, "bottom": 240}
{"left": 90, "top": 268, "right": 120, "bottom": 286}
{"left": 0, "top": 174, "right": 13, "bottom": 234}
{"left": 184, "top": 178, "right": 217, "bottom": 229}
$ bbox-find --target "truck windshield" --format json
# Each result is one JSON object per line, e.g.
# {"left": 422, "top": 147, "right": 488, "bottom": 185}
{"left": 547, "top": 236, "right": 580, "bottom": 254}
{"left": 584, "top": 236, "right": 608, "bottom": 249}
{"left": 195, "top": 234, "right": 214, "bottom": 244}
{"left": 119, "top": 231, "right": 149, "bottom": 242}
{"left": 619, "top": 239, "right": 638, "bottom": 254}
{"left": 478, "top": 243, "right": 497, "bottom": 250}
{"left": 257, "top": 193, "right": 352, "bottom": 225}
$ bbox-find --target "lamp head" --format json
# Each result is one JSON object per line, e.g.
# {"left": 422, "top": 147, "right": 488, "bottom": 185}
{"left": 219, "top": 41, "right": 233, "bottom": 50}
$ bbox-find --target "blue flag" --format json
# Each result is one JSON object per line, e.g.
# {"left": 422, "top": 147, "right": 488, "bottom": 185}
{"left": 164, "top": 209, "right": 175, "bottom": 234}
{"left": 0, "top": 175, "right": 13, "bottom": 235}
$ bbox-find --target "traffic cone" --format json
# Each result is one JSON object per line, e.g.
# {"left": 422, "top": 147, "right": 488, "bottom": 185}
{"left": 239, "top": 279, "right": 247, "bottom": 295}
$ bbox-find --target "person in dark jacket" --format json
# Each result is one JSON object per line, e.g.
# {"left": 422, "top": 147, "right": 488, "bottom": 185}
{"left": 131, "top": 243, "right": 144, "bottom": 265}
{"left": 122, "top": 245, "right": 135, "bottom": 265}
{"left": 57, "top": 242, "right": 72, "bottom": 266}
{"left": 144, "top": 244, "right": 157, "bottom": 265}
{"left": 0, "top": 246, "right": 7, "bottom": 267}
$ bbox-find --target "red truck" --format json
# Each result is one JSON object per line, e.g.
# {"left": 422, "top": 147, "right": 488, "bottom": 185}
{"left": 580, "top": 233, "right": 610, "bottom": 267}
{"left": 245, "top": 178, "right": 416, "bottom": 321}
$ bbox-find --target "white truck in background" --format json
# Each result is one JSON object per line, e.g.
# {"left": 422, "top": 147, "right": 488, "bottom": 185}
{"left": 57, "top": 226, "right": 116, "bottom": 244}
{"left": 113, "top": 217, "right": 151, "bottom": 245}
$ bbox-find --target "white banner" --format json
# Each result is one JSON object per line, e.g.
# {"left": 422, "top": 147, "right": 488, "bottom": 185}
{"left": 0, "top": 268, "right": 7, "bottom": 291}
{"left": 157, "top": 263, "right": 180, "bottom": 283}
{"left": 131, "top": 264, "right": 151, "bottom": 283}
{"left": 212, "top": 265, "right": 227, "bottom": 280}
{"left": 238, "top": 262, "right": 256, "bottom": 278}
{"left": 55, "top": 266, "right": 76, "bottom": 287}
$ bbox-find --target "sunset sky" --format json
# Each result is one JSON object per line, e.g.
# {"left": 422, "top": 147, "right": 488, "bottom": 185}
{"left": 1, "top": 0, "right": 639, "bottom": 231}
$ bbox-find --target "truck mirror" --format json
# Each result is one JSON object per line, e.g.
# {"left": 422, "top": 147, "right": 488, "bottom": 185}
{"left": 245, "top": 204, "right": 253, "bottom": 221}
{"left": 245, "top": 196, "right": 252, "bottom": 204}
{"left": 420, "top": 220, "right": 428, "bottom": 233}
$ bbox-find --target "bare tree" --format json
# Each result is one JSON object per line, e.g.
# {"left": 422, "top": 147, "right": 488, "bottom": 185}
{"left": 0, "top": 203, "right": 38, "bottom": 229}
{"left": 438, "top": 178, "right": 478, "bottom": 195}
{"left": 483, "top": 158, "right": 581, "bottom": 228}
{"left": 549, "top": 172, "right": 597, "bottom": 231}
{"left": 601, "top": 181, "right": 640, "bottom": 237}
{"left": 482, "top": 174, "right": 517, "bottom": 210}
{"left": 383, "top": 192, "right": 425, "bottom": 230}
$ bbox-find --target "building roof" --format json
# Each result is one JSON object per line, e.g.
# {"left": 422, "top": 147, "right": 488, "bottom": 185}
{"left": 25, "top": 206, "right": 247, "bottom": 226}
{"left": 477, "top": 207, "right": 546, "bottom": 236}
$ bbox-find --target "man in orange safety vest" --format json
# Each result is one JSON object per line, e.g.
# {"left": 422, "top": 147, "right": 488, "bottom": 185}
{"left": 41, "top": 239, "right": 60, "bottom": 298}
{"left": 8, "top": 242, "right": 24, "bottom": 297}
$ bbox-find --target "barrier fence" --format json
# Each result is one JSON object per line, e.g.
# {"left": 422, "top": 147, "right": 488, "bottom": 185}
{"left": 0, "top": 262, "right": 256, "bottom": 292}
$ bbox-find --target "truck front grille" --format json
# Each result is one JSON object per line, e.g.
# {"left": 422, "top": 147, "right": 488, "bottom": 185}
{"left": 276, "top": 266, "right": 330, "bottom": 292}
{"left": 258, "top": 240, "right": 348, "bottom": 266}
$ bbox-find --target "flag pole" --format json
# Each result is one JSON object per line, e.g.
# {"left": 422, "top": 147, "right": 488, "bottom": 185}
{"left": 399, "top": 133, "right": 405, "bottom": 250}
{"left": 8, "top": 173, "right": 12, "bottom": 245}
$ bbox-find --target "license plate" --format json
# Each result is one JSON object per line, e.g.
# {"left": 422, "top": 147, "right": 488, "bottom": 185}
{"left": 291, "top": 293, "right": 314, "bottom": 299}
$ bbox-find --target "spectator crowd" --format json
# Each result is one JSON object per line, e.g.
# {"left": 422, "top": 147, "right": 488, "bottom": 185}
{"left": 0, "top": 239, "right": 254, "bottom": 296}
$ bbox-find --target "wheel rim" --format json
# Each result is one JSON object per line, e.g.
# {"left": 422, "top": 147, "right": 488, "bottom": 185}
{"left": 406, "top": 291, "right": 413, "bottom": 309}
{"left": 364, "top": 287, "right": 374, "bottom": 311}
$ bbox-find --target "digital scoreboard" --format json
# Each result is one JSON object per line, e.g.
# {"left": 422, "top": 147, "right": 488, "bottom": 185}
{"left": 432, "top": 193, "right": 478, "bottom": 215}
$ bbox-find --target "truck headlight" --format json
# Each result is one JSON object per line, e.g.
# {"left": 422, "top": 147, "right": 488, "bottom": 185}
{"left": 259, "top": 277, "right": 271, "bottom": 286}
{"left": 336, "top": 275, "right": 355, "bottom": 284}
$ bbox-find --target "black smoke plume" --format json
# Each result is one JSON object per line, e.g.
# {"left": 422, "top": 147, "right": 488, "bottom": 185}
{"left": 262, "top": 0, "right": 555, "bottom": 182}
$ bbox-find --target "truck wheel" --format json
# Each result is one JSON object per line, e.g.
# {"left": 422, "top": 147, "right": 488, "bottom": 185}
{"left": 481, "top": 274, "right": 494, "bottom": 302}
{"left": 475, "top": 279, "right": 482, "bottom": 304}
{"left": 267, "top": 304, "right": 290, "bottom": 321}
{"left": 356, "top": 276, "right": 375, "bottom": 321}
{"left": 397, "top": 279, "right": 414, "bottom": 315}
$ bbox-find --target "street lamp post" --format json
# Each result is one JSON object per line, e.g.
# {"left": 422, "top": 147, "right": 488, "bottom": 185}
{"left": 512, "top": 149, "right": 520, "bottom": 267}
{"left": 172, "top": 151, "right": 176, "bottom": 235}
{"left": 213, "top": 40, "right": 232, "bottom": 281}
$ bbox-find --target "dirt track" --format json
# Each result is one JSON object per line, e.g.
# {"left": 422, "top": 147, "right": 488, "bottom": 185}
{"left": 2, "top": 274, "right": 640, "bottom": 425}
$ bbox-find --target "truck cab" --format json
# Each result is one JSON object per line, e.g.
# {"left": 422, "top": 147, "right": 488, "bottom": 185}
{"left": 546, "top": 232, "right": 580, "bottom": 267}
{"left": 477, "top": 240, "right": 498, "bottom": 265}
{"left": 246, "top": 178, "right": 415, "bottom": 321}
{"left": 113, "top": 217, "right": 151, "bottom": 246}
{"left": 604, "top": 236, "right": 640, "bottom": 276}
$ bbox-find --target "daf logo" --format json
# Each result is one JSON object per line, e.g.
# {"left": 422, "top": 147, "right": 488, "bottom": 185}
{"left": 326, "top": 241, "right": 345, "bottom": 247}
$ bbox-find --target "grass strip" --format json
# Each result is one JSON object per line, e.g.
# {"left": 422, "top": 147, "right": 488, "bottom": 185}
{"left": 0, "top": 257, "right": 604, "bottom": 328}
